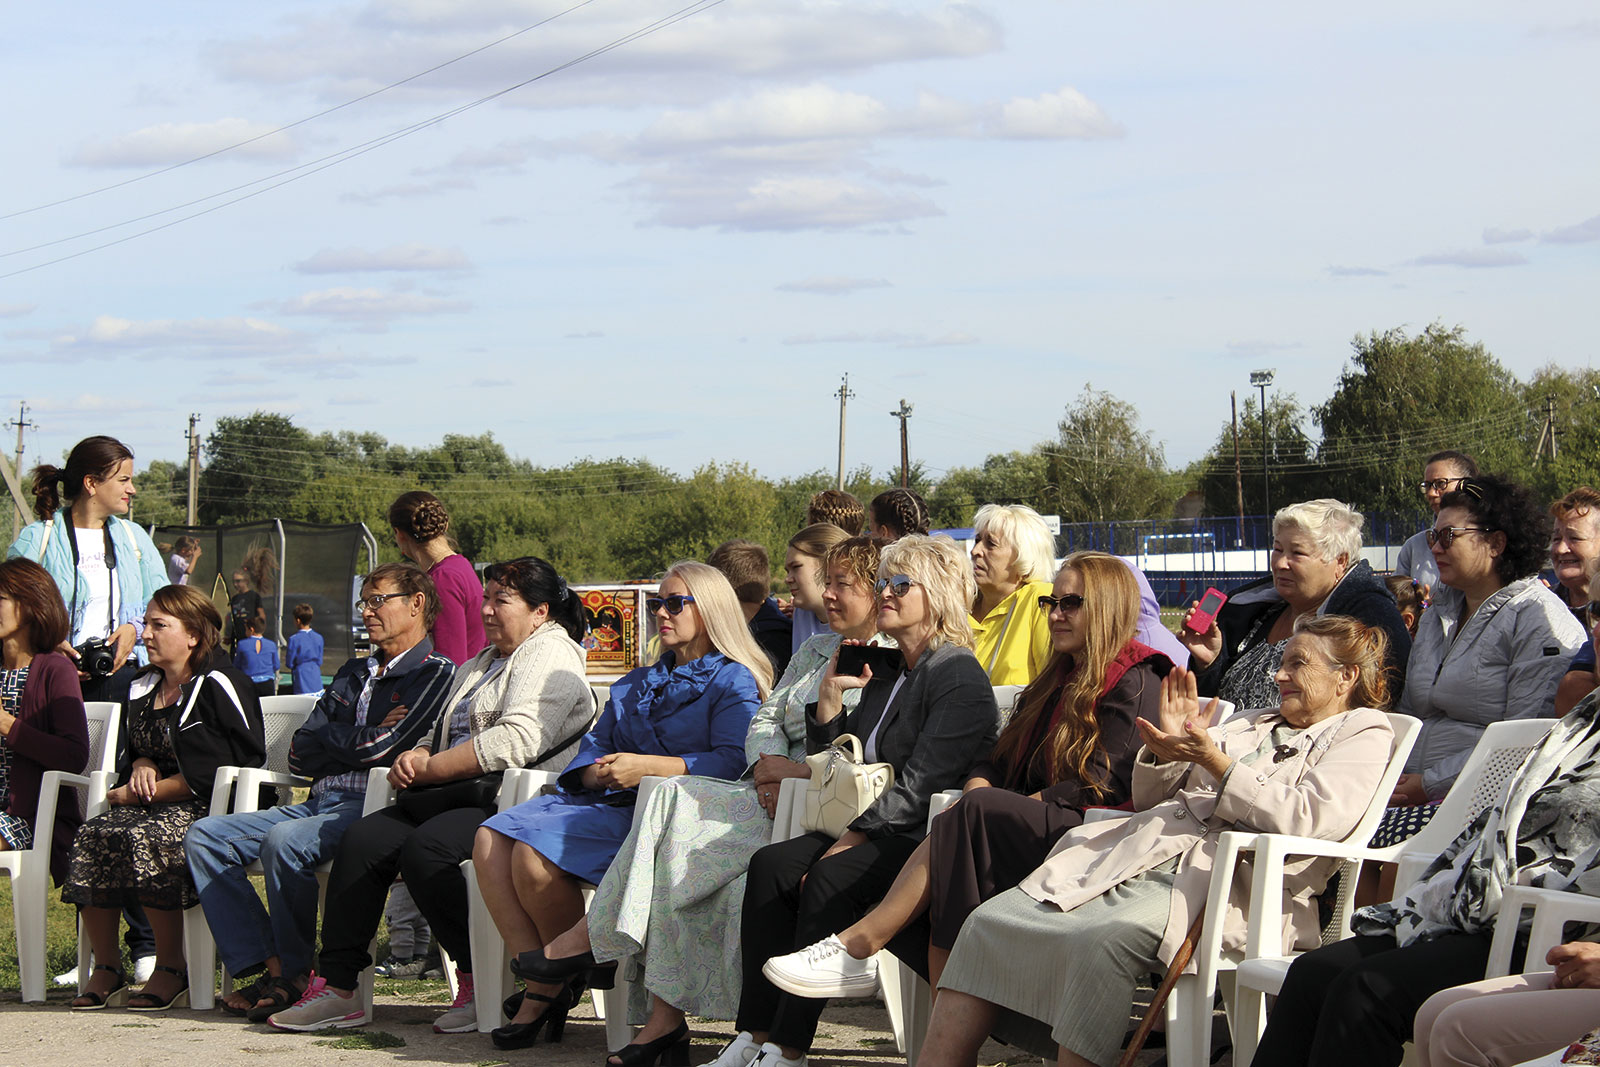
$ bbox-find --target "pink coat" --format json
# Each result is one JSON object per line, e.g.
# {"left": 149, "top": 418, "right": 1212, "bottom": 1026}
{"left": 1017, "top": 706, "right": 1393, "bottom": 971}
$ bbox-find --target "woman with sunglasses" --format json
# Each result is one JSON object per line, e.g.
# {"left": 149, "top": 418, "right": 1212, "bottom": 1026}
{"left": 512, "top": 536, "right": 890, "bottom": 1067}
{"left": 701, "top": 535, "right": 999, "bottom": 1067}
{"left": 757, "top": 552, "right": 1173, "bottom": 1021}
{"left": 1377, "top": 474, "right": 1583, "bottom": 847}
{"left": 472, "top": 561, "right": 772, "bottom": 1050}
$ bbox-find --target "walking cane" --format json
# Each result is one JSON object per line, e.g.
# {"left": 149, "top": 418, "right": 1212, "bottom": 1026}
{"left": 1116, "top": 913, "right": 1206, "bottom": 1067}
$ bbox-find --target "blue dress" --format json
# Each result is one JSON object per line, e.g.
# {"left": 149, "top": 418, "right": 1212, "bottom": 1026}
{"left": 482, "top": 650, "right": 760, "bottom": 884}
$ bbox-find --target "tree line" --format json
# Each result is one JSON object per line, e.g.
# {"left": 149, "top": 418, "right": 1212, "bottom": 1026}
{"left": 123, "top": 323, "right": 1600, "bottom": 582}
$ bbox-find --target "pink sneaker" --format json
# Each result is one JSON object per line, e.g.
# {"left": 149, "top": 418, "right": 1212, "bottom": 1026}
{"left": 433, "top": 969, "right": 477, "bottom": 1033}
{"left": 268, "top": 973, "right": 367, "bottom": 1031}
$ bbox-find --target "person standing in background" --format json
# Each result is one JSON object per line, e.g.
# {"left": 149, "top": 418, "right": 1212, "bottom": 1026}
{"left": 1395, "top": 450, "right": 1477, "bottom": 594}
{"left": 389, "top": 491, "right": 485, "bottom": 666}
{"left": 285, "top": 603, "right": 324, "bottom": 696}
{"left": 166, "top": 537, "right": 201, "bottom": 587}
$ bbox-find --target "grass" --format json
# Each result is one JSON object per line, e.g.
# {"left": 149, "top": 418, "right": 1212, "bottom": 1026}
{"left": 315, "top": 1030, "right": 407, "bottom": 1050}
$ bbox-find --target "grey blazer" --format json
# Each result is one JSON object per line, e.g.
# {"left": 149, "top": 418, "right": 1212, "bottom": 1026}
{"left": 807, "top": 642, "right": 1000, "bottom": 840}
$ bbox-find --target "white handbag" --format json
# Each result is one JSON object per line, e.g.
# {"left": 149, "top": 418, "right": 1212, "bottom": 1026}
{"left": 800, "top": 733, "right": 895, "bottom": 839}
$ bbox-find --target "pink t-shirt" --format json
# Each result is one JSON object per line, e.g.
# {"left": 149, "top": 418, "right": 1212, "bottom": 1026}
{"left": 429, "top": 554, "right": 487, "bottom": 665}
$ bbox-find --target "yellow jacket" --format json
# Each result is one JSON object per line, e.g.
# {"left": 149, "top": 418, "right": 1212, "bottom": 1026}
{"left": 969, "top": 579, "right": 1053, "bottom": 685}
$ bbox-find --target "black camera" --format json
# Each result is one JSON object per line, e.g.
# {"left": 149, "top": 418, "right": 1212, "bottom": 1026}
{"left": 74, "top": 638, "right": 117, "bottom": 678}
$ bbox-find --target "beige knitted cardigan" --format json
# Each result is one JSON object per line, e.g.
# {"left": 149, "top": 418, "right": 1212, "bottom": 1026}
{"left": 421, "top": 621, "right": 594, "bottom": 772}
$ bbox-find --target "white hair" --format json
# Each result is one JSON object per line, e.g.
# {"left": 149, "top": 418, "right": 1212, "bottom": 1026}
{"left": 1273, "top": 498, "right": 1364, "bottom": 564}
{"left": 972, "top": 503, "right": 1058, "bottom": 584}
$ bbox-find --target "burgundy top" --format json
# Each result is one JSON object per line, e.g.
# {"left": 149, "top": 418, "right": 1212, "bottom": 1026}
{"left": 2, "top": 651, "right": 89, "bottom": 882}
{"left": 429, "top": 554, "right": 487, "bottom": 666}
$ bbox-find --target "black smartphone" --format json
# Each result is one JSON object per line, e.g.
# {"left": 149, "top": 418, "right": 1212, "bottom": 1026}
{"left": 835, "top": 644, "right": 903, "bottom": 677}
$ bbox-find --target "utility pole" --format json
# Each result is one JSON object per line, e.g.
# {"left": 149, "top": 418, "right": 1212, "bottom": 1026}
{"left": 1250, "top": 369, "right": 1275, "bottom": 521}
{"left": 1534, "top": 393, "right": 1559, "bottom": 463}
{"left": 1231, "top": 391, "right": 1244, "bottom": 546}
{"left": 890, "top": 399, "right": 913, "bottom": 488}
{"left": 6, "top": 402, "right": 38, "bottom": 539}
{"left": 186, "top": 413, "right": 201, "bottom": 524}
{"left": 834, "top": 375, "right": 854, "bottom": 490}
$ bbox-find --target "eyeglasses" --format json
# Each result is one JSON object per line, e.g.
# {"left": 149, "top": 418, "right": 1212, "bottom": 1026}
{"left": 645, "top": 594, "right": 696, "bottom": 616}
{"left": 356, "top": 591, "right": 413, "bottom": 612}
{"left": 1425, "top": 526, "right": 1494, "bottom": 550}
{"left": 874, "top": 575, "right": 916, "bottom": 599}
{"left": 1037, "top": 593, "right": 1086, "bottom": 613}
{"left": 1418, "top": 477, "right": 1465, "bottom": 494}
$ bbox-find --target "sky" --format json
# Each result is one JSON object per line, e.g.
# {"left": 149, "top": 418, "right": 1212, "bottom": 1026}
{"left": 2, "top": 1, "right": 1598, "bottom": 486}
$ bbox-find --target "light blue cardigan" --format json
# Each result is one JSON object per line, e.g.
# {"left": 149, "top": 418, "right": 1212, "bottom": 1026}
{"left": 7, "top": 510, "right": 169, "bottom": 659}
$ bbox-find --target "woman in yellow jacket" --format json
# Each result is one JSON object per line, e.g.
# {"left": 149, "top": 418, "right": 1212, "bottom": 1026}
{"left": 969, "top": 504, "right": 1057, "bottom": 685}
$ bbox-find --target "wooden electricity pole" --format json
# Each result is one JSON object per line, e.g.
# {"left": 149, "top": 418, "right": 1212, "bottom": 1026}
{"left": 834, "top": 375, "right": 854, "bottom": 490}
{"left": 890, "top": 399, "right": 913, "bottom": 487}
{"left": 186, "top": 413, "right": 201, "bottom": 524}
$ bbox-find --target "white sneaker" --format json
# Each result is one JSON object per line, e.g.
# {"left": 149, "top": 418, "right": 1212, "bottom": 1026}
{"left": 752, "top": 1042, "right": 807, "bottom": 1067}
{"left": 762, "top": 935, "right": 878, "bottom": 998}
{"left": 431, "top": 969, "right": 476, "bottom": 1033}
{"left": 705, "top": 1031, "right": 762, "bottom": 1067}
{"left": 268, "top": 975, "right": 367, "bottom": 1031}
{"left": 55, "top": 966, "right": 80, "bottom": 987}
{"left": 133, "top": 955, "right": 157, "bottom": 984}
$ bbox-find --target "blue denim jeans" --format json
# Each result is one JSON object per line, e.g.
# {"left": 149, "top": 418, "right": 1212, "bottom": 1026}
{"left": 184, "top": 790, "right": 366, "bottom": 979}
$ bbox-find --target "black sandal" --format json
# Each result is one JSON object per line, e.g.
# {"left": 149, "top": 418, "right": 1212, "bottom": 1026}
{"left": 245, "top": 975, "right": 305, "bottom": 1023}
{"left": 70, "top": 963, "right": 130, "bottom": 1011}
{"left": 220, "top": 974, "right": 271, "bottom": 1017}
{"left": 128, "top": 963, "right": 190, "bottom": 1011}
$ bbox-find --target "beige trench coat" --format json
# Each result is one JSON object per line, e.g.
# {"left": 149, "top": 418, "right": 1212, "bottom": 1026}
{"left": 1016, "top": 706, "right": 1393, "bottom": 971}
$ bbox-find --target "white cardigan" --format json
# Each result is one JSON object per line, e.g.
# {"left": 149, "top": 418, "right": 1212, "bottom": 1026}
{"left": 422, "top": 621, "right": 594, "bottom": 772}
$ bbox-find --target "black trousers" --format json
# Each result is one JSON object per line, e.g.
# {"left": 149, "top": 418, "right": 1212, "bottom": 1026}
{"left": 1250, "top": 931, "right": 1498, "bottom": 1067}
{"left": 736, "top": 830, "right": 921, "bottom": 1051}
{"left": 317, "top": 804, "right": 491, "bottom": 989}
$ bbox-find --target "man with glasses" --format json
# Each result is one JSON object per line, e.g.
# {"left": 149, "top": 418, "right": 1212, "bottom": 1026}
{"left": 184, "top": 561, "right": 456, "bottom": 1021}
{"left": 1395, "top": 450, "right": 1478, "bottom": 591}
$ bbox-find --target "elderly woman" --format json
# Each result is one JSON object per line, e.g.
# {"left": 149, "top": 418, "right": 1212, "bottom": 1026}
{"left": 63, "top": 586, "right": 265, "bottom": 1010}
{"left": 1410, "top": 945, "right": 1600, "bottom": 1067}
{"left": 917, "top": 615, "right": 1395, "bottom": 1067}
{"left": 265, "top": 557, "right": 594, "bottom": 1034}
{"left": 1182, "top": 498, "right": 1411, "bottom": 710}
{"left": 1379, "top": 475, "right": 1584, "bottom": 845}
{"left": 1545, "top": 487, "right": 1600, "bottom": 626}
{"left": 1252, "top": 686, "right": 1600, "bottom": 1067}
{"left": 473, "top": 561, "right": 772, "bottom": 1050}
{"left": 0, "top": 559, "right": 90, "bottom": 873}
{"left": 702, "top": 534, "right": 1000, "bottom": 1067}
{"left": 516, "top": 536, "right": 890, "bottom": 1067}
{"left": 761, "top": 552, "right": 1174, "bottom": 1005}
{"left": 968, "top": 503, "right": 1058, "bottom": 685}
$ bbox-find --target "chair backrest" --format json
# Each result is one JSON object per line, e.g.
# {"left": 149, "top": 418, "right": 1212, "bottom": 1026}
{"left": 257, "top": 694, "right": 319, "bottom": 775}
{"left": 1392, "top": 717, "right": 1557, "bottom": 889}
{"left": 74, "top": 701, "right": 122, "bottom": 819}
{"left": 992, "top": 685, "right": 1024, "bottom": 727}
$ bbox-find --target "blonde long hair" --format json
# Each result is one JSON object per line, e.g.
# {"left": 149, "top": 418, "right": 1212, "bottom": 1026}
{"left": 987, "top": 552, "right": 1141, "bottom": 797}
{"left": 663, "top": 560, "right": 774, "bottom": 698}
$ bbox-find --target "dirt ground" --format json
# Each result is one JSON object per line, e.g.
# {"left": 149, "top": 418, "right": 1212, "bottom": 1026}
{"left": 0, "top": 985, "right": 1223, "bottom": 1067}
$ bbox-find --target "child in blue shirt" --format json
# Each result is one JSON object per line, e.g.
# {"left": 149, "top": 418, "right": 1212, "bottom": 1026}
{"left": 286, "top": 602, "right": 325, "bottom": 696}
{"left": 233, "top": 617, "right": 279, "bottom": 697}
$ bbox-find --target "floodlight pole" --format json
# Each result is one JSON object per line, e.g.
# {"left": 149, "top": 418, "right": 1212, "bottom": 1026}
{"left": 1250, "top": 369, "right": 1275, "bottom": 519}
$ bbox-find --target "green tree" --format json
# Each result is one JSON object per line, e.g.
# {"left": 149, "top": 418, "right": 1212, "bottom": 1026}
{"left": 1043, "top": 386, "right": 1170, "bottom": 523}
{"left": 130, "top": 460, "right": 187, "bottom": 528}
{"left": 1519, "top": 365, "right": 1600, "bottom": 504}
{"left": 926, "top": 451, "right": 1050, "bottom": 527}
{"left": 1195, "top": 393, "right": 1320, "bottom": 517}
{"left": 199, "top": 412, "right": 318, "bottom": 523}
{"left": 1314, "top": 324, "right": 1524, "bottom": 514}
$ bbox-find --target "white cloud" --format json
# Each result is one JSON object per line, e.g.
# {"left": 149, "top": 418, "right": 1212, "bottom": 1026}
{"left": 1326, "top": 265, "right": 1388, "bottom": 277}
{"left": 783, "top": 328, "right": 975, "bottom": 347}
{"left": 66, "top": 119, "right": 297, "bottom": 168}
{"left": 0, "top": 302, "right": 36, "bottom": 318}
{"left": 54, "top": 315, "right": 303, "bottom": 354}
{"left": 340, "top": 177, "right": 474, "bottom": 205}
{"left": 1541, "top": 214, "right": 1600, "bottom": 244}
{"left": 1482, "top": 226, "right": 1533, "bottom": 244}
{"left": 776, "top": 276, "right": 891, "bottom": 295}
{"left": 276, "top": 287, "right": 471, "bottom": 321}
{"left": 989, "top": 88, "right": 1123, "bottom": 140}
{"left": 1409, "top": 249, "right": 1528, "bottom": 269}
{"left": 564, "top": 330, "right": 604, "bottom": 339}
{"left": 293, "top": 244, "right": 473, "bottom": 273}
{"left": 648, "top": 174, "right": 941, "bottom": 231}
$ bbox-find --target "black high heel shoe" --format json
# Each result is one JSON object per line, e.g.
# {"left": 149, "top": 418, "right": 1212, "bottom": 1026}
{"left": 504, "top": 971, "right": 589, "bottom": 1019}
{"left": 127, "top": 964, "right": 190, "bottom": 1012}
{"left": 491, "top": 982, "right": 578, "bottom": 1050}
{"left": 606, "top": 1021, "right": 691, "bottom": 1067}
{"left": 510, "top": 947, "right": 618, "bottom": 989}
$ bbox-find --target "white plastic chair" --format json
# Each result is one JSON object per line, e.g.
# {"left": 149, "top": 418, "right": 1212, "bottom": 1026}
{"left": 1231, "top": 716, "right": 1556, "bottom": 1066}
{"left": 2, "top": 701, "right": 118, "bottom": 1003}
{"left": 183, "top": 693, "right": 319, "bottom": 1010}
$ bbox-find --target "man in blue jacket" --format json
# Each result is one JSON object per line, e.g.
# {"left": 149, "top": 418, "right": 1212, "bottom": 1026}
{"left": 185, "top": 562, "right": 456, "bottom": 1021}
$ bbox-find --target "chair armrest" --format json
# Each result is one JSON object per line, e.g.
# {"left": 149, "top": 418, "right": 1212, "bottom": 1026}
{"left": 500, "top": 768, "right": 561, "bottom": 808}
{"left": 362, "top": 766, "right": 396, "bottom": 816}
{"left": 774, "top": 777, "right": 806, "bottom": 841}
{"left": 1192, "top": 830, "right": 1261, "bottom": 972}
{"left": 84, "top": 770, "right": 115, "bottom": 819}
{"left": 36, "top": 770, "right": 92, "bottom": 835}
{"left": 637, "top": 774, "right": 677, "bottom": 813}
{"left": 1083, "top": 807, "right": 1128, "bottom": 825}
{"left": 926, "top": 789, "right": 962, "bottom": 831}
{"left": 1487, "top": 886, "right": 1600, "bottom": 978}
{"left": 231, "top": 767, "right": 312, "bottom": 813}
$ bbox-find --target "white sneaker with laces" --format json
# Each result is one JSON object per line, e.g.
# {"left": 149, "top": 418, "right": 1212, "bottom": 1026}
{"left": 268, "top": 974, "right": 367, "bottom": 1031}
{"left": 751, "top": 1042, "right": 808, "bottom": 1067}
{"left": 133, "top": 955, "right": 157, "bottom": 984}
{"left": 761, "top": 935, "right": 878, "bottom": 998}
{"left": 55, "top": 966, "right": 79, "bottom": 987}
{"left": 432, "top": 969, "right": 477, "bottom": 1033}
{"left": 704, "top": 1031, "right": 762, "bottom": 1067}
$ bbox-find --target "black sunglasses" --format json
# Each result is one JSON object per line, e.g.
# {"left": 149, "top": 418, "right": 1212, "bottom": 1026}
{"left": 1425, "top": 526, "right": 1494, "bottom": 550}
{"left": 645, "top": 594, "right": 697, "bottom": 616}
{"left": 1037, "top": 593, "right": 1086, "bottom": 613}
{"left": 874, "top": 575, "right": 915, "bottom": 598}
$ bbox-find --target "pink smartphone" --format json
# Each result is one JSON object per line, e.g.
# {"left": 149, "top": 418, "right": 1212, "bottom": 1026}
{"left": 1184, "top": 587, "right": 1228, "bottom": 634}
